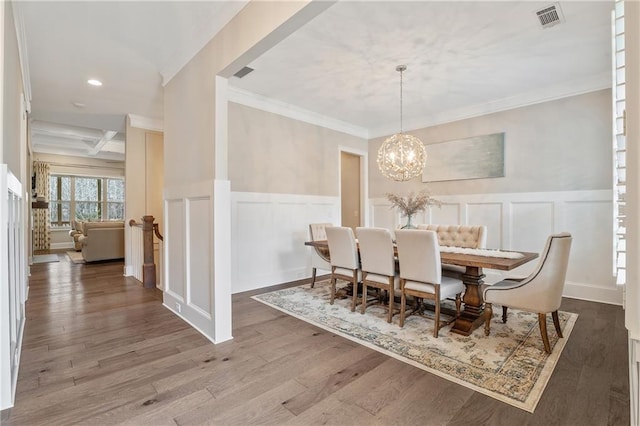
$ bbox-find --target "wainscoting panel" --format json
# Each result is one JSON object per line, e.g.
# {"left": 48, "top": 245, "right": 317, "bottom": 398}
{"left": 231, "top": 192, "right": 340, "bottom": 294}
{"left": 510, "top": 202, "right": 555, "bottom": 253}
{"left": 467, "top": 203, "right": 503, "bottom": 249}
{"left": 165, "top": 199, "right": 185, "bottom": 301}
{"left": 429, "top": 203, "right": 459, "bottom": 227}
{"left": 186, "top": 197, "right": 212, "bottom": 317}
{"left": 370, "top": 190, "right": 621, "bottom": 304}
{"left": 163, "top": 180, "right": 225, "bottom": 343}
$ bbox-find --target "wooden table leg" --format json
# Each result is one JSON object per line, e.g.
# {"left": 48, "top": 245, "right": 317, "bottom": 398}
{"left": 450, "top": 266, "right": 486, "bottom": 336}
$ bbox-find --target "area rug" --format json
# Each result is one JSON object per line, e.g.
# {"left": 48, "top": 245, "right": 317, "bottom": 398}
{"left": 32, "top": 254, "right": 59, "bottom": 264}
{"left": 252, "top": 280, "right": 578, "bottom": 413}
{"left": 66, "top": 251, "right": 85, "bottom": 264}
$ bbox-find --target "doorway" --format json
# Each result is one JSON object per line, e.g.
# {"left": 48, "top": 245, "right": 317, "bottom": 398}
{"left": 340, "top": 150, "right": 364, "bottom": 230}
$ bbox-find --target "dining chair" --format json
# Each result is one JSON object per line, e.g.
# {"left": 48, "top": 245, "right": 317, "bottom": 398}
{"left": 395, "top": 229, "right": 465, "bottom": 337}
{"left": 325, "top": 226, "right": 361, "bottom": 312}
{"left": 308, "top": 223, "right": 332, "bottom": 288}
{"left": 416, "top": 224, "right": 487, "bottom": 277}
{"left": 355, "top": 227, "right": 399, "bottom": 323}
{"left": 483, "top": 232, "right": 572, "bottom": 353}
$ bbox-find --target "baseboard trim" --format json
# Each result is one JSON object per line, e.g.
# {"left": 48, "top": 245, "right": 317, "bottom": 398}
{"left": 563, "top": 281, "right": 623, "bottom": 306}
{"left": 51, "top": 242, "right": 74, "bottom": 250}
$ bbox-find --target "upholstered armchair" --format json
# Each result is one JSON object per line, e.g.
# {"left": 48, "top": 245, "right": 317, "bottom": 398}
{"left": 483, "top": 232, "right": 572, "bottom": 353}
{"left": 309, "top": 223, "right": 332, "bottom": 288}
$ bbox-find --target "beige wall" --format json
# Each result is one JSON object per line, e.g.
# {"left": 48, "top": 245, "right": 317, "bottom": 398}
{"left": 164, "top": 1, "right": 328, "bottom": 186}
{"left": 228, "top": 102, "right": 367, "bottom": 195}
{"left": 369, "top": 90, "right": 612, "bottom": 197}
{"left": 124, "top": 119, "right": 163, "bottom": 272}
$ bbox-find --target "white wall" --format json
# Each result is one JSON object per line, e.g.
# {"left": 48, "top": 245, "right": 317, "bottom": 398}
{"left": 371, "top": 189, "right": 620, "bottom": 304}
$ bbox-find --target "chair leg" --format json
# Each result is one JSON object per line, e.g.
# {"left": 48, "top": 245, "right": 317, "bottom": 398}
{"left": 433, "top": 287, "right": 441, "bottom": 338}
{"left": 399, "top": 281, "right": 406, "bottom": 328}
{"left": 538, "top": 313, "right": 551, "bottom": 354}
{"left": 502, "top": 306, "right": 508, "bottom": 323}
{"left": 311, "top": 267, "right": 317, "bottom": 288}
{"left": 484, "top": 303, "right": 493, "bottom": 336}
{"left": 351, "top": 271, "right": 358, "bottom": 312}
{"left": 387, "top": 278, "right": 394, "bottom": 323}
{"left": 330, "top": 277, "right": 336, "bottom": 305}
{"left": 552, "top": 310, "right": 563, "bottom": 338}
{"left": 361, "top": 276, "right": 368, "bottom": 315}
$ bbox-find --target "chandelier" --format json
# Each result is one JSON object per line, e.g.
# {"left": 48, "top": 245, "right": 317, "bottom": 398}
{"left": 377, "top": 65, "right": 427, "bottom": 182}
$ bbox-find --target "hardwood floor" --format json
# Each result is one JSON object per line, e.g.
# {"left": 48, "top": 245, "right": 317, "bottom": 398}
{"left": 1, "top": 255, "right": 630, "bottom": 425}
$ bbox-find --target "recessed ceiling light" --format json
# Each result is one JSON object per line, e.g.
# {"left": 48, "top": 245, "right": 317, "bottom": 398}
{"left": 87, "top": 79, "right": 103, "bottom": 86}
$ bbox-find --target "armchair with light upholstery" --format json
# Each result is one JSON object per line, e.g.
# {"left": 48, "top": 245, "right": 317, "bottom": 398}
{"left": 483, "top": 232, "right": 572, "bottom": 353}
{"left": 309, "top": 223, "right": 332, "bottom": 288}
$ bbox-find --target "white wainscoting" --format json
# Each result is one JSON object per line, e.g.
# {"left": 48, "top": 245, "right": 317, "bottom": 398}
{"left": 163, "top": 179, "right": 232, "bottom": 344}
{"left": 371, "top": 189, "right": 622, "bottom": 305}
{"left": 0, "top": 165, "right": 25, "bottom": 409}
{"left": 230, "top": 192, "right": 340, "bottom": 294}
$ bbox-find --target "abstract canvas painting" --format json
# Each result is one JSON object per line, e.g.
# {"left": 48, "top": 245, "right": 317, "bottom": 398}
{"left": 422, "top": 132, "right": 505, "bottom": 182}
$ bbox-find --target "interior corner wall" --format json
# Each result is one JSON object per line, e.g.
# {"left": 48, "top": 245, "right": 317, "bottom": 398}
{"left": 227, "top": 102, "right": 367, "bottom": 293}
{"left": 368, "top": 90, "right": 612, "bottom": 197}
{"left": 162, "top": 1, "right": 330, "bottom": 343}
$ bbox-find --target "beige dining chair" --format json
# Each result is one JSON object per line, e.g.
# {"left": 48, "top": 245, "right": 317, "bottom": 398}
{"left": 309, "top": 223, "right": 332, "bottom": 288}
{"left": 325, "top": 226, "right": 361, "bottom": 312}
{"left": 355, "top": 227, "right": 399, "bottom": 323}
{"left": 395, "top": 229, "right": 465, "bottom": 337}
{"left": 483, "top": 232, "right": 572, "bottom": 353}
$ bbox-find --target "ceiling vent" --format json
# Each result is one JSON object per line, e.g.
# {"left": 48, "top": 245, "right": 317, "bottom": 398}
{"left": 535, "top": 3, "right": 564, "bottom": 29}
{"left": 233, "top": 66, "right": 254, "bottom": 79}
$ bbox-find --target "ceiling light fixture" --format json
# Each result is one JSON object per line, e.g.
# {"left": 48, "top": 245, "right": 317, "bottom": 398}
{"left": 87, "top": 79, "right": 103, "bottom": 86}
{"left": 377, "top": 65, "right": 427, "bottom": 182}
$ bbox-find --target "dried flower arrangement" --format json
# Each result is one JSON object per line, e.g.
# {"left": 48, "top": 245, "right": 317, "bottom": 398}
{"left": 386, "top": 189, "right": 441, "bottom": 217}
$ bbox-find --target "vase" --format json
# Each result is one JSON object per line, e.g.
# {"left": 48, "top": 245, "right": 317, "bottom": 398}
{"left": 401, "top": 215, "right": 416, "bottom": 229}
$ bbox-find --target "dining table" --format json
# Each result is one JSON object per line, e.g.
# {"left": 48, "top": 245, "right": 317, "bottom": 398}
{"left": 305, "top": 239, "right": 538, "bottom": 336}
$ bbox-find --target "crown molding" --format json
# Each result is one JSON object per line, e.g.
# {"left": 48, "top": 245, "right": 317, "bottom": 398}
{"left": 227, "top": 86, "right": 369, "bottom": 139}
{"left": 127, "top": 114, "right": 164, "bottom": 132}
{"left": 368, "top": 72, "right": 612, "bottom": 138}
{"left": 12, "top": 2, "right": 32, "bottom": 113}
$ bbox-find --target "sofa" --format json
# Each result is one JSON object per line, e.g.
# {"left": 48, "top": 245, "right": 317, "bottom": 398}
{"left": 74, "top": 221, "right": 125, "bottom": 262}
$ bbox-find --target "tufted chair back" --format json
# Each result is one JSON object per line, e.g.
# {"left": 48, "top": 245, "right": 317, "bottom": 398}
{"left": 417, "top": 224, "right": 487, "bottom": 249}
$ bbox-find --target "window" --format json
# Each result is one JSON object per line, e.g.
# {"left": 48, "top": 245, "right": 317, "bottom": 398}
{"left": 49, "top": 175, "right": 125, "bottom": 227}
{"left": 106, "top": 179, "right": 125, "bottom": 220}
{"left": 49, "top": 176, "right": 71, "bottom": 227}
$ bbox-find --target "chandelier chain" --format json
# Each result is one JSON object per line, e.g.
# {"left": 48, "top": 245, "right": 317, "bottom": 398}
{"left": 399, "top": 67, "right": 403, "bottom": 134}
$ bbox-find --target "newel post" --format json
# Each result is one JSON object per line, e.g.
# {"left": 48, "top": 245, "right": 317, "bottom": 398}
{"left": 142, "top": 215, "right": 156, "bottom": 289}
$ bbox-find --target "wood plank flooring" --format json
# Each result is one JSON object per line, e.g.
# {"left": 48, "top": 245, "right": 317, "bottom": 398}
{"left": 1, "top": 254, "right": 630, "bottom": 425}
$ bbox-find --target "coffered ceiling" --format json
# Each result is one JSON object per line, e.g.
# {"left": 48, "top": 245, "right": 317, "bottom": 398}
{"left": 17, "top": 1, "right": 613, "bottom": 161}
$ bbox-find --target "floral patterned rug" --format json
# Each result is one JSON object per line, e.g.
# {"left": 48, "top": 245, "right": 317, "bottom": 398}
{"left": 252, "top": 280, "right": 578, "bottom": 413}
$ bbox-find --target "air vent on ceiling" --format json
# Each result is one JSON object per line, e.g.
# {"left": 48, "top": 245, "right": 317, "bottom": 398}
{"left": 233, "top": 66, "right": 254, "bottom": 79}
{"left": 535, "top": 3, "right": 564, "bottom": 28}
